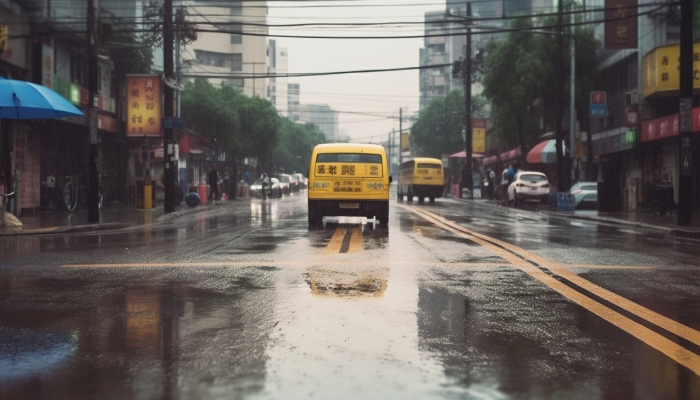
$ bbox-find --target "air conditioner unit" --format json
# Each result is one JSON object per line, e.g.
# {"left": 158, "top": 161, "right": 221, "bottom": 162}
{"left": 625, "top": 91, "right": 638, "bottom": 106}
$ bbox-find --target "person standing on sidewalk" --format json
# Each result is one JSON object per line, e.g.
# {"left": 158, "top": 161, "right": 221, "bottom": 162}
{"left": 488, "top": 169, "right": 496, "bottom": 200}
{"left": 208, "top": 163, "right": 220, "bottom": 201}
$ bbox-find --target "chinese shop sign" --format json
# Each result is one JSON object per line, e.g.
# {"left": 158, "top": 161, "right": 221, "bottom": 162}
{"left": 604, "top": 0, "right": 637, "bottom": 50}
{"left": 126, "top": 75, "right": 162, "bottom": 136}
{"left": 472, "top": 118, "right": 486, "bottom": 153}
{"left": 642, "top": 43, "right": 700, "bottom": 98}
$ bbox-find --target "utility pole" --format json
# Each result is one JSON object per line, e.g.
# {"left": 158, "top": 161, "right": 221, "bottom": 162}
{"left": 555, "top": 0, "right": 567, "bottom": 192}
{"left": 87, "top": 0, "right": 99, "bottom": 222}
{"left": 399, "top": 108, "right": 403, "bottom": 168}
{"left": 678, "top": 0, "right": 693, "bottom": 225}
{"left": 463, "top": 2, "right": 473, "bottom": 200}
{"left": 163, "top": 0, "right": 175, "bottom": 213}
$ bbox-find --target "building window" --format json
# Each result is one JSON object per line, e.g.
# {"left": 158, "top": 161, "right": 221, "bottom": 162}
{"left": 231, "top": 54, "right": 242, "bottom": 71}
{"left": 227, "top": 78, "right": 244, "bottom": 88}
{"left": 230, "top": 1, "right": 243, "bottom": 15}
{"left": 70, "top": 53, "right": 87, "bottom": 86}
{"left": 230, "top": 23, "right": 242, "bottom": 44}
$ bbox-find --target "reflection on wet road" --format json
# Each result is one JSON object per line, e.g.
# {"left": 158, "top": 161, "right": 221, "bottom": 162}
{"left": 2, "top": 196, "right": 700, "bottom": 399}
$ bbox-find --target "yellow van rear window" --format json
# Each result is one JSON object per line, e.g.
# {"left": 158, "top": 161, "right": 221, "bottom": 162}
{"left": 316, "top": 153, "right": 382, "bottom": 163}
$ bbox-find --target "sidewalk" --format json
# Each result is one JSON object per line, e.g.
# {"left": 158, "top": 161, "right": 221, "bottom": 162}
{"left": 0, "top": 198, "right": 238, "bottom": 236}
{"left": 461, "top": 196, "right": 700, "bottom": 239}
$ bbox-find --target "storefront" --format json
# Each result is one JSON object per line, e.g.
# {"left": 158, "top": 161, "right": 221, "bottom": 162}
{"left": 592, "top": 127, "right": 639, "bottom": 211}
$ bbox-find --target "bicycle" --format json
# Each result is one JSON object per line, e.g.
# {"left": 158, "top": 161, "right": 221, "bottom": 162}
{"left": 61, "top": 174, "right": 82, "bottom": 212}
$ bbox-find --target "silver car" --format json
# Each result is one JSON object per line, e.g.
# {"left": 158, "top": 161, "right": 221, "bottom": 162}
{"left": 570, "top": 181, "right": 598, "bottom": 209}
{"left": 250, "top": 177, "right": 282, "bottom": 199}
{"left": 508, "top": 171, "right": 551, "bottom": 206}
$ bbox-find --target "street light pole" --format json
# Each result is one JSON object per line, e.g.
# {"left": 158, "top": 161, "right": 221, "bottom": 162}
{"left": 463, "top": 3, "right": 473, "bottom": 200}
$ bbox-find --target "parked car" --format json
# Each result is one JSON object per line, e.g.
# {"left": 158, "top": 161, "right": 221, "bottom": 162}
{"left": 250, "top": 177, "right": 282, "bottom": 199}
{"left": 508, "top": 171, "right": 551, "bottom": 206}
{"left": 293, "top": 173, "right": 307, "bottom": 189}
{"left": 277, "top": 174, "right": 292, "bottom": 195}
{"left": 570, "top": 181, "right": 598, "bottom": 209}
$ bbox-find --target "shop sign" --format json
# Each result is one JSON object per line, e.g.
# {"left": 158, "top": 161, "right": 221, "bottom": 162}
{"left": 126, "top": 74, "right": 162, "bottom": 136}
{"left": 0, "top": 24, "right": 7, "bottom": 53}
{"left": 98, "top": 114, "right": 117, "bottom": 133}
{"left": 472, "top": 118, "right": 486, "bottom": 153}
{"left": 604, "top": 0, "right": 637, "bottom": 49}
{"left": 625, "top": 107, "right": 638, "bottom": 127}
{"left": 640, "top": 106, "right": 700, "bottom": 142}
{"left": 593, "top": 131, "right": 636, "bottom": 155}
{"left": 642, "top": 43, "right": 700, "bottom": 98}
{"left": 401, "top": 131, "right": 409, "bottom": 152}
{"left": 70, "top": 84, "right": 80, "bottom": 105}
{"left": 41, "top": 45, "right": 53, "bottom": 89}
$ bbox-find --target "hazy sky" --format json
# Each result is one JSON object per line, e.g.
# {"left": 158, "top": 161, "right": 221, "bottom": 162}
{"left": 268, "top": 1, "right": 446, "bottom": 144}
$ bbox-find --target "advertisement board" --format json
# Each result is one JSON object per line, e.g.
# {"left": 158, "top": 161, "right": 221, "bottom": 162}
{"left": 642, "top": 43, "right": 700, "bottom": 98}
{"left": 126, "top": 75, "right": 162, "bottom": 136}
{"left": 604, "top": 0, "right": 638, "bottom": 49}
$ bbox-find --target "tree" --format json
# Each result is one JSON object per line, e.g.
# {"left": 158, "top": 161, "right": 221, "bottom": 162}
{"left": 481, "top": 11, "right": 600, "bottom": 162}
{"left": 409, "top": 90, "right": 487, "bottom": 158}
{"left": 273, "top": 119, "right": 327, "bottom": 175}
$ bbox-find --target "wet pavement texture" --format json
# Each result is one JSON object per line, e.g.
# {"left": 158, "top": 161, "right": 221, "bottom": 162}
{"left": 1, "top": 193, "right": 700, "bottom": 399}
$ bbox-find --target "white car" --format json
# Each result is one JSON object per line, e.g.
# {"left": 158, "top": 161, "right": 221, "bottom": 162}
{"left": 508, "top": 171, "right": 551, "bottom": 206}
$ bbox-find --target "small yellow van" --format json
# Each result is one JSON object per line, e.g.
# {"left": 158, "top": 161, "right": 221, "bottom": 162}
{"left": 307, "top": 143, "right": 391, "bottom": 226}
{"left": 397, "top": 157, "right": 444, "bottom": 203}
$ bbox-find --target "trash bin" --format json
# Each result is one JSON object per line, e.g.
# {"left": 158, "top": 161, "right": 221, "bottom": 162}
{"left": 197, "top": 184, "right": 208, "bottom": 204}
{"left": 136, "top": 179, "right": 154, "bottom": 210}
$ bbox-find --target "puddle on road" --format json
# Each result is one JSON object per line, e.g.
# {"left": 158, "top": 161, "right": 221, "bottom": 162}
{"left": 304, "top": 264, "right": 389, "bottom": 298}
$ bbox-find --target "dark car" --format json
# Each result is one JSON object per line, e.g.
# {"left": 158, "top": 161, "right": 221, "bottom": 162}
{"left": 293, "top": 173, "right": 307, "bottom": 189}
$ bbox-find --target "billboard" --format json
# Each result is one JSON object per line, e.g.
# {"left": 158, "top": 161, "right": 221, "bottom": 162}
{"left": 605, "top": 0, "right": 638, "bottom": 49}
{"left": 401, "top": 131, "right": 410, "bottom": 152}
{"left": 126, "top": 75, "right": 162, "bottom": 136}
{"left": 472, "top": 118, "right": 486, "bottom": 153}
{"left": 642, "top": 43, "right": 700, "bottom": 98}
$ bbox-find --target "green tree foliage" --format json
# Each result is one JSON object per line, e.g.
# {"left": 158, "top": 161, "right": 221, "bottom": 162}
{"left": 481, "top": 10, "right": 599, "bottom": 158}
{"left": 108, "top": 34, "right": 154, "bottom": 79}
{"left": 409, "top": 90, "right": 486, "bottom": 158}
{"left": 273, "top": 119, "right": 327, "bottom": 175}
{"left": 181, "top": 79, "right": 325, "bottom": 172}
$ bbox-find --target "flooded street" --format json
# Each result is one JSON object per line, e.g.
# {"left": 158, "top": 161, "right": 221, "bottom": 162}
{"left": 2, "top": 195, "right": 700, "bottom": 399}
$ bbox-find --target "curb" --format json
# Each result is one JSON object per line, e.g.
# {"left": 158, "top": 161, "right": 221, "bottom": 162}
{"left": 0, "top": 222, "right": 129, "bottom": 236}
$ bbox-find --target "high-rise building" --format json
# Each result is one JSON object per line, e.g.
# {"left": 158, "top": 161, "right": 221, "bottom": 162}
{"left": 299, "top": 104, "right": 338, "bottom": 140}
{"left": 288, "top": 83, "right": 300, "bottom": 122}
{"left": 268, "top": 40, "right": 289, "bottom": 116}
{"left": 180, "top": 0, "right": 268, "bottom": 98}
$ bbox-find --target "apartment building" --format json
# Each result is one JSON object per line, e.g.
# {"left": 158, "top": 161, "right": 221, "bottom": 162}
{"left": 288, "top": 83, "right": 300, "bottom": 122}
{"left": 181, "top": 0, "right": 268, "bottom": 98}
{"left": 268, "top": 39, "right": 288, "bottom": 116}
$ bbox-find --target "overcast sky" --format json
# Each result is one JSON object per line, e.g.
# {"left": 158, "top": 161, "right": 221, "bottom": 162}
{"left": 268, "top": 1, "right": 446, "bottom": 144}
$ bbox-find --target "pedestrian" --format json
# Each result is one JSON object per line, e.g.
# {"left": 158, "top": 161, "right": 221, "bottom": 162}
{"left": 261, "top": 172, "right": 270, "bottom": 200}
{"left": 208, "top": 163, "right": 220, "bottom": 201}
{"left": 223, "top": 171, "right": 231, "bottom": 200}
{"left": 488, "top": 169, "right": 496, "bottom": 200}
{"left": 245, "top": 170, "right": 250, "bottom": 185}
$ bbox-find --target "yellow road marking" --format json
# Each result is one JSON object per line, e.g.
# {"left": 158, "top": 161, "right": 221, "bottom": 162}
{"left": 348, "top": 227, "right": 363, "bottom": 253}
{"left": 405, "top": 205, "right": 700, "bottom": 376}
{"left": 324, "top": 227, "right": 347, "bottom": 254}
{"left": 61, "top": 261, "right": 515, "bottom": 269}
{"left": 564, "top": 264, "right": 654, "bottom": 270}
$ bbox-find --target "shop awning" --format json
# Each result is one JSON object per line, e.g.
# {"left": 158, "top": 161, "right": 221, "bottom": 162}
{"left": 500, "top": 147, "right": 521, "bottom": 162}
{"left": 482, "top": 155, "right": 498, "bottom": 166}
{"left": 448, "top": 151, "right": 486, "bottom": 158}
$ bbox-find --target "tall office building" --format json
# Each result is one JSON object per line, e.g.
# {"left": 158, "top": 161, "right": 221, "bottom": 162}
{"left": 288, "top": 83, "right": 300, "bottom": 122}
{"left": 268, "top": 40, "right": 289, "bottom": 116}
{"left": 299, "top": 104, "right": 338, "bottom": 141}
{"left": 181, "top": 0, "right": 268, "bottom": 98}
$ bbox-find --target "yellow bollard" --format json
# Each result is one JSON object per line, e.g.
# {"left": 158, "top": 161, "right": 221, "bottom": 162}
{"left": 143, "top": 184, "right": 153, "bottom": 209}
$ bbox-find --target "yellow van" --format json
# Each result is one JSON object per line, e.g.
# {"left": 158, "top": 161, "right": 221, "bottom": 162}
{"left": 307, "top": 143, "right": 391, "bottom": 226}
{"left": 397, "top": 157, "right": 444, "bottom": 203}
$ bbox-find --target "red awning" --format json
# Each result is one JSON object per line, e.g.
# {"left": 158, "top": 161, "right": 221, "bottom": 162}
{"left": 448, "top": 151, "right": 486, "bottom": 158}
{"left": 500, "top": 147, "right": 521, "bottom": 162}
{"left": 482, "top": 155, "right": 498, "bottom": 166}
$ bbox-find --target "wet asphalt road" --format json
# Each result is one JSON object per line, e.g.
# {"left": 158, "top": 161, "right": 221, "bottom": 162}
{"left": 2, "top": 190, "right": 700, "bottom": 399}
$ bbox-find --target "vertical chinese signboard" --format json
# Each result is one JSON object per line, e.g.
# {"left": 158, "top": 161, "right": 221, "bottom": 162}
{"left": 605, "top": 0, "right": 638, "bottom": 49}
{"left": 126, "top": 75, "right": 162, "bottom": 136}
{"left": 472, "top": 118, "right": 486, "bottom": 153}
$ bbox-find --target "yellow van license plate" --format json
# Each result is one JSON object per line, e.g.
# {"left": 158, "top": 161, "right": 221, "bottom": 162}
{"left": 339, "top": 203, "right": 359, "bottom": 209}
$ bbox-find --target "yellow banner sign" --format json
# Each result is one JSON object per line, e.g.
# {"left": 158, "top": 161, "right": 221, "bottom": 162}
{"left": 126, "top": 75, "right": 162, "bottom": 136}
{"left": 642, "top": 43, "right": 700, "bottom": 98}
{"left": 401, "top": 132, "right": 410, "bottom": 152}
{"left": 472, "top": 127, "right": 486, "bottom": 153}
{"left": 0, "top": 24, "right": 7, "bottom": 53}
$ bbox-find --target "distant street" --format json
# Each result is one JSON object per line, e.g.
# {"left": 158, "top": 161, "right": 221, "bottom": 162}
{"left": 2, "top": 192, "right": 700, "bottom": 399}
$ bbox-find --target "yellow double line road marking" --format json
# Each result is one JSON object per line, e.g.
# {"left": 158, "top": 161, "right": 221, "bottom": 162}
{"left": 406, "top": 205, "right": 700, "bottom": 376}
{"left": 324, "top": 227, "right": 363, "bottom": 254}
